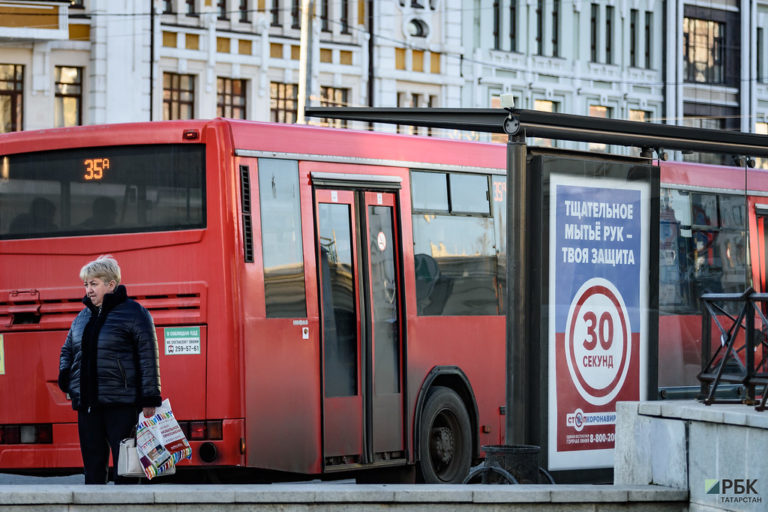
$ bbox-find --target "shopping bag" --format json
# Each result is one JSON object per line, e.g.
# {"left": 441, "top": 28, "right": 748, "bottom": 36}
{"left": 118, "top": 436, "right": 176, "bottom": 478}
{"left": 117, "top": 437, "right": 145, "bottom": 478}
{"left": 136, "top": 399, "right": 192, "bottom": 479}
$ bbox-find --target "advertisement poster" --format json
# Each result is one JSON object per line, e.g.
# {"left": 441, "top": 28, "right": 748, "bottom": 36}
{"left": 548, "top": 174, "right": 649, "bottom": 470}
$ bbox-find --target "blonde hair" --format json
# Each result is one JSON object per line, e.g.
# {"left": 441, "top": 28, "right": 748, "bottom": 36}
{"left": 79, "top": 255, "right": 121, "bottom": 285}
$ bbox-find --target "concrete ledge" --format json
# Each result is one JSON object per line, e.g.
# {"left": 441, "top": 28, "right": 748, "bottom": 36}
{"left": 0, "top": 483, "right": 688, "bottom": 510}
{"left": 633, "top": 400, "right": 768, "bottom": 429}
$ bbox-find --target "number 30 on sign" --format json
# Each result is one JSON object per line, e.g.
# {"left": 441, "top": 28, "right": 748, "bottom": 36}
{"left": 564, "top": 277, "right": 631, "bottom": 406}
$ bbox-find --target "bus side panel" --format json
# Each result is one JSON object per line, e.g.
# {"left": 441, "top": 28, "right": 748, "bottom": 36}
{"left": 0, "top": 331, "right": 76, "bottom": 425}
{"left": 406, "top": 316, "right": 506, "bottom": 449}
{"left": 244, "top": 319, "right": 322, "bottom": 473}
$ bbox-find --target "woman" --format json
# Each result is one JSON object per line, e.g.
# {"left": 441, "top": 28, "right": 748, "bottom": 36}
{"left": 58, "top": 255, "right": 161, "bottom": 484}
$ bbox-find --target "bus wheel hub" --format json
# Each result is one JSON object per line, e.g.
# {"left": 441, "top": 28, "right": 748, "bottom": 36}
{"left": 431, "top": 427, "right": 454, "bottom": 464}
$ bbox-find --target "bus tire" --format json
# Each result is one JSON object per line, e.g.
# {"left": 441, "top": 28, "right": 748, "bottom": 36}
{"left": 418, "top": 386, "right": 472, "bottom": 483}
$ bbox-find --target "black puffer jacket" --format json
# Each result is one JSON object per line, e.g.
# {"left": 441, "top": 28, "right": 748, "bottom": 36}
{"left": 58, "top": 285, "right": 162, "bottom": 411}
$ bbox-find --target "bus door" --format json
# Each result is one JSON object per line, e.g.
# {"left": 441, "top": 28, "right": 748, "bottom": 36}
{"left": 314, "top": 186, "right": 404, "bottom": 469}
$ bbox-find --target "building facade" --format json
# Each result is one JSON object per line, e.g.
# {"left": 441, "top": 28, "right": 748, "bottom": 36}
{"left": 1, "top": 0, "right": 767, "bottom": 156}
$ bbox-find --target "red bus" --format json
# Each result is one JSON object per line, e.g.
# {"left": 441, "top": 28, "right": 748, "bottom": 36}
{"left": 0, "top": 120, "right": 510, "bottom": 483}
{"left": 0, "top": 119, "right": 765, "bottom": 481}
{"left": 657, "top": 160, "right": 768, "bottom": 391}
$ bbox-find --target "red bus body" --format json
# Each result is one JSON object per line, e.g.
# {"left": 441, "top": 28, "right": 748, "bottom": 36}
{"left": 1, "top": 120, "right": 766, "bottom": 477}
{"left": 0, "top": 120, "right": 508, "bottom": 478}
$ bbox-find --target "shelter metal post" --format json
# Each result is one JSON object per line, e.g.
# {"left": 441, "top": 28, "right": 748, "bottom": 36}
{"left": 505, "top": 114, "right": 530, "bottom": 445}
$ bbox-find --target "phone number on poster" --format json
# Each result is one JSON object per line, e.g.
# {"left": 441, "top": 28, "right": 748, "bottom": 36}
{"left": 590, "top": 433, "right": 615, "bottom": 443}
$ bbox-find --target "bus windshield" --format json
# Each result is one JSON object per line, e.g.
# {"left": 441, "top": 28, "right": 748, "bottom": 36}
{"left": 0, "top": 144, "right": 205, "bottom": 240}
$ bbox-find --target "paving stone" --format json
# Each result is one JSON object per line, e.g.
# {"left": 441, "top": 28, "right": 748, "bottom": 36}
{"left": 549, "top": 484, "right": 628, "bottom": 502}
{"left": 744, "top": 410, "right": 768, "bottom": 429}
{"left": 0, "top": 485, "right": 73, "bottom": 504}
{"left": 311, "top": 484, "right": 395, "bottom": 502}
{"left": 152, "top": 484, "right": 235, "bottom": 503}
{"left": 72, "top": 486, "right": 155, "bottom": 504}
{"left": 235, "top": 484, "right": 316, "bottom": 503}
{"left": 470, "top": 485, "right": 550, "bottom": 503}
{"left": 620, "top": 485, "right": 688, "bottom": 501}
{"left": 392, "top": 484, "right": 472, "bottom": 502}
{"left": 637, "top": 402, "right": 662, "bottom": 417}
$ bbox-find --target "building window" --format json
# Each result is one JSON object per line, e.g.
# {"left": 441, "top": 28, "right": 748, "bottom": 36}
{"left": 217, "top": 78, "right": 246, "bottom": 119}
{"left": 535, "top": 0, "right": 543, "bottom": 55}
{"left": 54, "top": 66, "right": 82, "bottom": 128}
{"left": 0, "top": 64, "right": 23, "bottom": 133}
{"left": 319, "top": 86, "right": 349, "bottom": 128}
{"left": 684, "top": 17, "right": 725, "bottom": 84}
{"left": 683, "top": 103, "right": 737, "bottom": 164}
{"left": 426, "top": 95, "right": 438, "bottom": 136}
{"left": 186, "top": 0, "right": 196, "bottom": 15}
{"left": 756, "top": 122, "right": 768, "bottom": 169}
{"left": 759, "top": 28, "right": 764, "bottom": 82}
{"left": 588, "top": 104, "right": 611, "bottom": 152}
{"left": 340, "top": 0, "right": 350, "bottom": 33}
{"left": 510, "top": 2, "right": 517, "bottom": 52}
{"left": 629, "top": 109, "right": 651, "bottom": 156}
{"left": 493, "top": 0, "right": 500, "bottom": 50}
{"left": 605, "top": 5, "right": 614, "bottom": 64}
{"left": 630, "top": 9, "right": 638, "bottom": 67}
{"left": 644, "top": 12, "right": 652, "bottom": 69}
{"left": 270, "top": 0, "right": 280, "bottom": 26}
{"left": 629, "top": 109, "right": 649, "bottom": 122}
{"left": 533, "top": 99, "right": 557, "bottom": 147}
{"left": 238, "top": 0, "right": 249, "bottom": 22}
{"left": 551, "top": 0, "right": 559, "bottom": 57}
{"left": 218, "top": 0, "right": 228, "bottom": 19}
{"left": 270, "top": 82, "right": 298, "bottom": 123}
{"left": 320, "top": 0, "right": 330, "bottom": 31}
{"left": 590, "top": 3, "right": 598, "bottom": 62}
{"left": 162, "top": 0, "right": 173, "bottom": 13}
{"left": 163, "top": 72, "right": 195, "bottom": 120}
{"left": 291, "top": 0, "right": 300, "bottom": 28}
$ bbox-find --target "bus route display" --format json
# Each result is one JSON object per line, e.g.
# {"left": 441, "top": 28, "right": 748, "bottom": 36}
{"left": 547, "top": 172, "right": 650, "bottom": 470}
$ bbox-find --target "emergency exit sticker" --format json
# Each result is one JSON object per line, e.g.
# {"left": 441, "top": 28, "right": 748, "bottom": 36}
{"left": 164, "top": 327, "right": 201, "bottom": 355}
{"left": 0, "top": 334, "right": 4, "bottom": 375}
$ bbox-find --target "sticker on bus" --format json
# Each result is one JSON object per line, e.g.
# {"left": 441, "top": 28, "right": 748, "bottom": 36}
{"left": 0, "top": 334, "right": 4, "bottom": 375}
{"left": 164, "top": 327, "right": 201, "bottom": 355}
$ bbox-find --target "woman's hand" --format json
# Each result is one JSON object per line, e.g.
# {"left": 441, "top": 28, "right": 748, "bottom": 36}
{"left": 142, "top": 407, "right": 156, "bottom": 418}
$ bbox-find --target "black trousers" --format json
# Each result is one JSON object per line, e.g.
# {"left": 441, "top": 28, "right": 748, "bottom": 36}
{"left": 77, "top": 405, "right": 140, "bottom": 484}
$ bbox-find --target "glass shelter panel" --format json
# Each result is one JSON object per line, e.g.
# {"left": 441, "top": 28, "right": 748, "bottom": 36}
{"left": 658, "top": 184, "right": 749, "bottom": 389}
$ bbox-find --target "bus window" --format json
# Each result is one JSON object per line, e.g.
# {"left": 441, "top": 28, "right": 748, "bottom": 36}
{"left": 411, "top": 170, "right": 500, "bottom": 316}
{"left": 0, "top": 145, "right": 205, "bottom": 239}
{"left": 448, "top": 173, "right": 490, "bottom": 215}
{"left": 258, "top": 158, "right": 307, "bottom": 318}
{"left": 318, "top": 202, "right": 357, "bottom": 397}
{"left": 659, "top": 188, "right": 693, "bottom": 313}
{"left": 659, "top": 189, "right": 748, "bottom": 315}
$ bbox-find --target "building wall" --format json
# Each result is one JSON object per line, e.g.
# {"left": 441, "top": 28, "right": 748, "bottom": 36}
{"left": 1, "top": 0, "right": 767, "bottom": 155}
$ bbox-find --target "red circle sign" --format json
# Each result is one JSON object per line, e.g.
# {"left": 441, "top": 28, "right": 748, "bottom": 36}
{"left": 377, "top": 231, "right": 386, "bottom": 251}
{"left": 564, "top": 278, "right": 631, "bottom": 406}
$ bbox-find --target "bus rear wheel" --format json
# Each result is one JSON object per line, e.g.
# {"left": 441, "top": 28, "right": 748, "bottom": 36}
{"left": 418, "top": 386, "right": 472, "bottom": 483}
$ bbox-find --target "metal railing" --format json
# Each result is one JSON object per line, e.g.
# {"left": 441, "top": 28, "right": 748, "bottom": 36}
{"left": 698, "top": 289, "right": 768, "bottom": 410}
